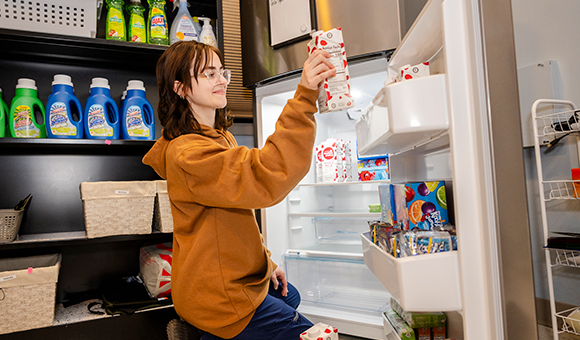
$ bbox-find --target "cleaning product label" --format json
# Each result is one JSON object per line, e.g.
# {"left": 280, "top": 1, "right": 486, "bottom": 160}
{"left": 87, "top": 104, "right": 114, "bottom": 137}
{"left": 150, "top": 8, "right": 168, "bottom": 39}
{"left": 176, "top": 16, "right": 198, "bottom": 41}
{"left": 202, "top": 34, "right": 216, "bottom": 47}
{"left": 49, "top": 102, "right": 76, "bottom": 136}
{"left": 129, "top": 16, "right": 146, "bottom": 42}
{"left": 107, "top": 7, "right": 125, "bottom": 39}
{"left": 13, "top": 105, "right": 40, "bottom": 137}
{"left": 126, "top": 105, "right": 150, "bottom": 137}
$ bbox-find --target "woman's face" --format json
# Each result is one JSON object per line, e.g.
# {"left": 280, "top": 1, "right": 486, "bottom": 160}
{"left": 186, "top": 51, "right": 228, "bottom": 113}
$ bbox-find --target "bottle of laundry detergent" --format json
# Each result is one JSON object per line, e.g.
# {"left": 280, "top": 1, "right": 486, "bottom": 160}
{"left": 106, "top": 0, "right": 126, "bottom": 41}
{"left": 121, "top": 80, "right": 154, "bottom": 140}
{"left": 198, "top": 17, "right": 217, "bottom": 47}
{"left": 9, "top": 78, "right": 46, "bottom": 138}
{"left": 127, "top": 0, "right": 147, "bottom": 43}
{"left": 84, "top": 77, "right": 120, "bottom": 139}
{"left": 45, "top": 74, "right": 83, "bottom": 139}
{"left": 147, "top": 0, "right": 169, "bottom": 45}
{"left": 170, "top": 0, "right": 198, "bottom": 44}
{"left": 0, "top": 88, "right": 8, "bottom": 138}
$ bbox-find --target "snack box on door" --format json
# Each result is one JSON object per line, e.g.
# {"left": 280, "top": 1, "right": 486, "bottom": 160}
{"left": 378, "top": 184, "right": 397, "bottom": 225}
{"left": 300, "top": 322, "right": 338, "bottom": 340}
{"left": 384, "top": 310, "right": 415, "bottom": 340}
{"left": 400, "top": 181, "right": 448, "bottom": 230}
{"left": 391, "top": 297, "right": 447, "bottom": 328}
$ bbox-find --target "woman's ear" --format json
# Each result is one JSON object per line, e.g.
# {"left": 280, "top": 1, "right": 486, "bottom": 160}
{"left": 173, "top": 81, "right": 183, "bottom": 98}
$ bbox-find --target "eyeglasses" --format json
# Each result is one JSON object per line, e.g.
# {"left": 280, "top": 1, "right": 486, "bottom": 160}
{"left": 201, "top": 69, "right": 231, "bottom": 85}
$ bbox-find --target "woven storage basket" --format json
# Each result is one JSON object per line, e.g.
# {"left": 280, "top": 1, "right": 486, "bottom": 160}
{"left": 0, "top": 209, "right": 24, "bottom": 243}
{"left": 80, "top": 181, "right": 156, "bottom": 239}
{"left": 153, "top": 180, "right": 173, "bottom": 233}
{"left": 0, "top": 254, "right": 61, "bottom": 335}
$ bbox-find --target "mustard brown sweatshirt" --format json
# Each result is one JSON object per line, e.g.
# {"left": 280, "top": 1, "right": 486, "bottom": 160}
{"left": 142, "top": 84, "right": 318, "bottom": 338}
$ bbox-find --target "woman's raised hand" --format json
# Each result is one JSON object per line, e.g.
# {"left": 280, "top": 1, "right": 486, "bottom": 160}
{"left": 299, "top": 49, "right": 337, "bottom": 90}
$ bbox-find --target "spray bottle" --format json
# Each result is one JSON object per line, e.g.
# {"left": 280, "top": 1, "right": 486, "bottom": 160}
{"left": 198, "top": 17, "right": 217, "bottom": 47}
{"left": 8, "top": 79, "right": 46, "bottom": 138}
{"left": 105, "top": 0, "right": 126, "bottom": 41}
{"left": 121, "top": 80, "right": 154, "bottom": 140}
{"left": 127, "top": 0, "right": 147, "bottom": 43}
{"left": 0, "top": 88, "right": 8, "bottom": 138}
{"left": 84, "top": 77, "right": 120, "bottom": 139}
{"left": 147, "top": 0, "right": 169, "bottom": 45}
{"left": 45, "top": 74, "right": 84, "bottom": 139}
{"left": 170, "top": 0, "right": 198, "bottom": 44}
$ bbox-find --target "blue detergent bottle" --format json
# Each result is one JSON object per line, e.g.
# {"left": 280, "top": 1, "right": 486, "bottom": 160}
{"left": 0, "top": 88, "right": 8, "bottom": 138}
{"left": 84, "top": 77, "right": 120, "bottom": 139}
{"left": 46, "top": 74, "right": 84, "bottom": 138}
{"left": 121, "top": 80, "right": 154, "bottom": 140}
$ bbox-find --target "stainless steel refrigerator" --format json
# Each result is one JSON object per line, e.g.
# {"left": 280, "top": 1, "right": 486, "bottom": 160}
{"left": 240, "top": 0, "right": 537, "bottom": 339}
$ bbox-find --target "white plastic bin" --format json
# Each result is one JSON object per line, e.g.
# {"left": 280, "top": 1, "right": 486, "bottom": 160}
{"left": 0, "top": 0, "right": 99, "bottom": 38}
{"left": 361, "top": 232, "right": 461, "bottom": 311}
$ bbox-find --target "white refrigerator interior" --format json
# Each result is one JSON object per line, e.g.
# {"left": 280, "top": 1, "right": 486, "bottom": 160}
{"left": 255, "top": 0, "right": 532, "bottom": 338}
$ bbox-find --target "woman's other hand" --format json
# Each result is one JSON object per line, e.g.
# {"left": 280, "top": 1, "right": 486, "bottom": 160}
{"left": 299, "top": 49, "right": 337, "bottom": 90}
{"left": 270, "top": 267, "right": 289, "bottom": 297}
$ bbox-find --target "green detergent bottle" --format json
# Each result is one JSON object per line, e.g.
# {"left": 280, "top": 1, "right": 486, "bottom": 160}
{"left": 127, "top": 0, "right": 147, "bottom": 43}
{"left": 147, "top": 0, "right": 169, "bottom": 45}
{"left": 9, "top": 79, "right": 46, "bottom": 138}
{"left": 0, "top": 88, "right": 8, "bottom": 138}
{"left": 106, "top": 0, "right": 126, "bottom": 41}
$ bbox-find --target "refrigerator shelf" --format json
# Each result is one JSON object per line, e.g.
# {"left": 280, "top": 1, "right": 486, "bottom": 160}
{"left": 552, "top": 249, "right": 580, "bottom": 268}
{"left": 301, "top": 286, "right": 390, "bottom": 313}
{"left": 542, "top": 180, "right": 580, "bottom": 201}
{"left": 288, "top": 211, "right": 381, "bottom": 218}
{"left": 356, "top": 74, "right": 449, "bottom": 157}
{"left": 297, "top": 180, "right": 390, "bottom": 187}
{"left": 556, "top": 307, "right": 580, "bottom": 335}
{"left": 361, "top": 232, "right": 462, "bottom": 312}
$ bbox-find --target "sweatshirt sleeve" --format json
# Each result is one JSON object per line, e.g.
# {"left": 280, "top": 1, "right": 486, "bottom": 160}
{"left": 173, "top": 84, "right": 318, "bottom": 209}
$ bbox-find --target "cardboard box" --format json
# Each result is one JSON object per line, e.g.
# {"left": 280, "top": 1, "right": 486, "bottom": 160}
{"left": 396, "top": 181, "right": 448, "bottom": 230}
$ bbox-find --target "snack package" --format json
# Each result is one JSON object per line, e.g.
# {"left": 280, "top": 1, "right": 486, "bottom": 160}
{"left": 401, "top": 181, "right": 448, "bottom": 230}
{"left": 358, "top": 155, "right": 389, "bottom": 182}
{"left": 300, "top": 322, "right": 339, "bottom": 340}
{"left": 395, "top": 62, "right": 430, "bottom": 82}
{"left": 307, "top": 28, "right": 354, "bottom": 113}
{"left": 379, "top": 184, "right": 397, "bottom": 225}
{"left": 416, "top": 231, "right": 452, "bottom": 255}
{"left": 385, "top": 310, "right": 415, "bottom": 340}
{"left": 139, "top": 242, "right": 173, "bottom": 298}
{"left": 391, "top": 298, "right": 447, "bottom": 329}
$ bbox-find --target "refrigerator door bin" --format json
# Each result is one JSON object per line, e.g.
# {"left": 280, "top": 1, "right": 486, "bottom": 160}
{"left": 361, "top": 232, "right": 461, "bottom": 312}
{"left": 284, "top": 253, "right": 391, "bottom": 314}
{"left": 357, "top": 74, "right": 449, "bottom": 157}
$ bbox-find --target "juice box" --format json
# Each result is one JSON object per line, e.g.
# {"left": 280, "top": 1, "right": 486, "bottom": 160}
{"left": 399, "top": 181, "right": 448, "bottom": 230}
{"left": 358, "top": 155, "right": 389, "bottom": 181}
{"left": 385, "top": 310, "right": 415, "bottom": 340}
{"left": 415, "top": 327, "right": 430, "bottom": 340}
{"left": 307, "top": 28, "right": 354, "bottom": 113}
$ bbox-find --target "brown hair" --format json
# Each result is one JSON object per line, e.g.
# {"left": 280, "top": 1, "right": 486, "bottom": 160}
{"left": 156, "top": 41, "right": 232, "bottom": 140}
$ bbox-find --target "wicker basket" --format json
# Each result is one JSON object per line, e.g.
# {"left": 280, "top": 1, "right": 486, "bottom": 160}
{"left": 0, "top": 254, "right": 62, "bottom": 335}
{"left": 153, "top": 180, "right": 173, "bottom": 233}
{"left": 0, "top": 209, "right": 24, "bottom": 243}
{"left": 80, "top": 181, "right": 156, "bottom": 239}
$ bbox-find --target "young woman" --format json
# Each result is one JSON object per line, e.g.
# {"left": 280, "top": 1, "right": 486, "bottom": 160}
{"left": 143, "top": 41, "right": 335, "bottom": 340}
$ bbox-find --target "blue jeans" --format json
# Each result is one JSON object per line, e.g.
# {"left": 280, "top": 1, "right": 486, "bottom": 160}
{"left": 201, "top": 282, "right": 313, "bottom": 340}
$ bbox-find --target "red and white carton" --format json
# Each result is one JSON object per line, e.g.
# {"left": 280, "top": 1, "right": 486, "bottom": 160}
{"left": 319, "top": 138, "right": 343, "bottom": 183}
{"left": 300, "top": 322, "right": 339, "bottom": 340}
{"left": 307, "top": 28, "right": 354, "bottom": 113}
{"left": 315, "top": 144, "right": 324, "bottom": 183}
{"left": 395, "top": 62, "right": 430, "bottom": 82}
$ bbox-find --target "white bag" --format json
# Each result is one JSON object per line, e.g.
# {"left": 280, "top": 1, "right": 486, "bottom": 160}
{"left": 139, "top": 242, "right": 173, "bottom": 298}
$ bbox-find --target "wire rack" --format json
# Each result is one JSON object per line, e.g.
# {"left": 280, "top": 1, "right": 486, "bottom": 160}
{"left": 556, "top": 307, "right": 580, "bottom": 335}
{"left": 553, "top": 249, "right": 580, "bottom": 268}
{"left": 534, "top": 108, "right": 580, "bottom": 139}
{"left": 543, "top": 180, "right": 580, "bottom": 201}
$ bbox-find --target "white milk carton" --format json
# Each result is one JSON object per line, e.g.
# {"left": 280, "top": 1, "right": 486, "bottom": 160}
{"left": 395, "top": 62, "right": 431, "bottom": 82}
{"left": 300, "top": 322, "right": 339, "bottom": 340}
{"left": 319, "top": 138, "right": 343, "bottom": 183}
{"left": 307, "top": 28, "right": 354, "bottom": 113}
{"left": 315, "top": 144, "right": 324, "bottom": 183}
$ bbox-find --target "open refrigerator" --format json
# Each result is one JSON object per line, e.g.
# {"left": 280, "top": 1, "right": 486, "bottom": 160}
{"left": 254, "top": 0, "right": 537, "bottom": 339}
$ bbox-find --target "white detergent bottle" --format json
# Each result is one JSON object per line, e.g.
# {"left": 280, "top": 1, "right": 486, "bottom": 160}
{"left": 198, "top": 17, "right": 217, "bottom": 47}
{"left": 170, "top": 0, "right": 198, "bottom": 44}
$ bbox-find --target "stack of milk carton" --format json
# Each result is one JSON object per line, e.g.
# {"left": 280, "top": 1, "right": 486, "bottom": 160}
{"left": 315, "top": 138, "right": 352, "bottom": 183}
